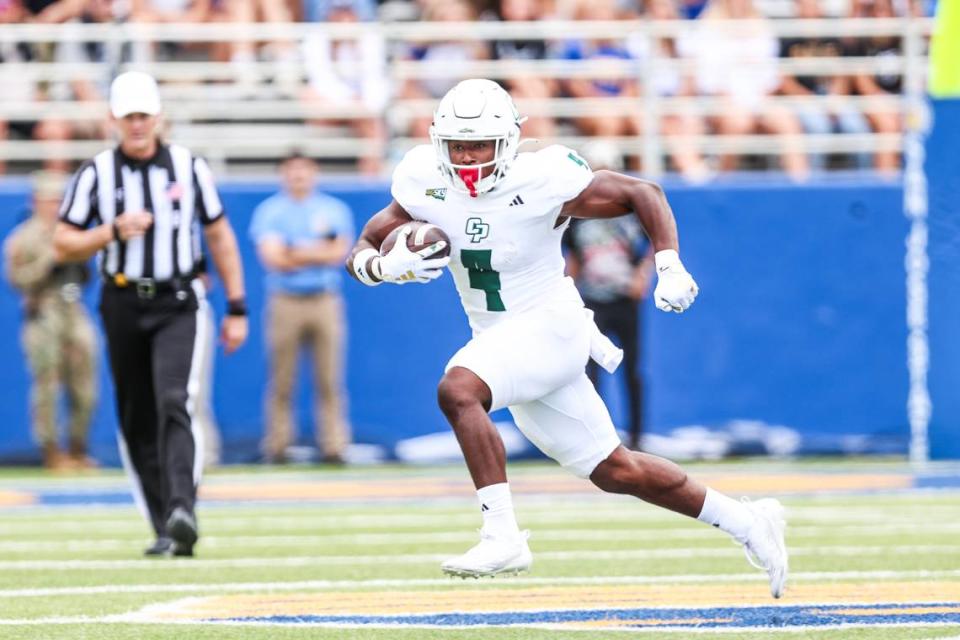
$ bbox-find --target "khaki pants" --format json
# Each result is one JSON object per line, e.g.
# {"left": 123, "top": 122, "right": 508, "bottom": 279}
{"left": 263, "top": 292, "right": 350, "bottom": 459}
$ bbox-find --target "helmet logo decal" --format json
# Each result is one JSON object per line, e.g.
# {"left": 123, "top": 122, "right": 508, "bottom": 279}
{"left": 425, "top": 187, "right": 447, "bottom": 201}
{"left": 465, "top": 217, "right": 490, "bottom": 243}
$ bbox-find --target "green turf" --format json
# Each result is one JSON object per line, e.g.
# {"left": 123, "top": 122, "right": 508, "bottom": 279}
{"left": 0, "top": 460, "right": 958, "bottom": 639}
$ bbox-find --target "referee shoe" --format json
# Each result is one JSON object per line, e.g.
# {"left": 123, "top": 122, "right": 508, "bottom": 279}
{"left": 166, "top": 507, "right": 199, "bottom": 557}
{"left": 143, "top": 536, "right": 174, "bottom": 557}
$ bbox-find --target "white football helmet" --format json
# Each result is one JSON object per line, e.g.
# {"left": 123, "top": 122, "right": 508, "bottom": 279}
{"left": 429, "top": 79, "right": 524, "bottom": 196}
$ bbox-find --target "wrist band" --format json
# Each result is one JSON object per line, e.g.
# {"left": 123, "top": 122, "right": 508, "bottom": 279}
{"left": 112, "top": 221, "right": 121, "bottom": 242}
{"left": 352, "top": 248, "right": 382, "bottom": 287}
{"left": 226, "top": 299, "right": 248, "bottom": 317}
{"left": 654, "top": 249, "right": 682, "bottom": 273}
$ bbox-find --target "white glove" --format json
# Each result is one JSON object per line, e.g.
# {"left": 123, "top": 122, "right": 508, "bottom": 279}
{"left": 653, "top": 249, "right": 699, "bottom": 313}
{"left": 375, "top": 226, "right": 450, "bottom": 284}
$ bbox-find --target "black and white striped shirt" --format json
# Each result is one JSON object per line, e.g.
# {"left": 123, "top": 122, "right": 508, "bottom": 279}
{"left": 59, "top": 143, "right": 223, "bottom": 282}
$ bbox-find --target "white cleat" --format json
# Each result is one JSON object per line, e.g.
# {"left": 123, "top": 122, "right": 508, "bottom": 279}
{"left": 441, "top": 530, "right": 532, "bottom": 578}
{"left": 740, "top": 498, "right": 789, "bottom": 598}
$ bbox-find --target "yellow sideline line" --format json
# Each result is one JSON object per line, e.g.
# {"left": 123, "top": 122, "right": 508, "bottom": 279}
{"left": 0, "top": 491, "right": 33, "bottom": 507}
{"left": 154, "top": 581, "right": 960, "bottom": 620}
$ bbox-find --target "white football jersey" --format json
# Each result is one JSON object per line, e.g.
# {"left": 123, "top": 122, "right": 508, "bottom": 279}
{"left": 392, "top": 144, "right": 594, "bottom": 333}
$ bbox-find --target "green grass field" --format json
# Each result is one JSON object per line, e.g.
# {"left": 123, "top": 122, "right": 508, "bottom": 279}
{"left": 0, "top": 460, "right": 958, "bottom": 639}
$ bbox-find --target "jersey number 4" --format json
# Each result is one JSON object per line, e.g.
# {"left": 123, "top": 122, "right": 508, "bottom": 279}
{"left": 460, "top": 249, "right": 505, "bottom": 312}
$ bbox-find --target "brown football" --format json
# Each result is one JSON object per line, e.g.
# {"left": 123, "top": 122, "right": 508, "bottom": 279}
{"left": 380, "top": 221, "right": 451, "bottom": 259}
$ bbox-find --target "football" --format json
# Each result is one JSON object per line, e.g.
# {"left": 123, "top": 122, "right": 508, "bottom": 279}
{"left": 380, "top": 221, "right": 451, "bottom": 259}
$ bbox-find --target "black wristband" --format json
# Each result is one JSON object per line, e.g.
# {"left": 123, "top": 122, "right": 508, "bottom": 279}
{"left": 112, "top": 221, "right": 121, "bottom": 242}
{"left": 226, "top": 299, "right": 248, "bottom": 317}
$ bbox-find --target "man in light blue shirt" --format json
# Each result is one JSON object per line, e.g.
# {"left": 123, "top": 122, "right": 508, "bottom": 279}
{"left": 249, "top": 152, "right": 354, "bottom": 464}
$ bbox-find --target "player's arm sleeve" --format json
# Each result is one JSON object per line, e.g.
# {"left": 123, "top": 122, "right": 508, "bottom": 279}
{"left": 544, "top": 145, "right": 595, "bottom": 203}
{"left": 390, "top": 145, "right": 432, "bottom": 212}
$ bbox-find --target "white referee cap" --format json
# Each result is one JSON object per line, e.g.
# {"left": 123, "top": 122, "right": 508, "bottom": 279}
{"left": 110, "top": 71, "right": 162, "bottom": 118}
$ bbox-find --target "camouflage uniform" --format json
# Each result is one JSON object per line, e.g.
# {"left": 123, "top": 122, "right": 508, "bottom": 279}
{"left": 4, "top": 216, "right": 97, "bottom": 462}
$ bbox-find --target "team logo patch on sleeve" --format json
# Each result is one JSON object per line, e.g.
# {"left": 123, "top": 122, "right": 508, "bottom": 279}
{"left": 425, "top": 188, "right": 447, "bottom": 201}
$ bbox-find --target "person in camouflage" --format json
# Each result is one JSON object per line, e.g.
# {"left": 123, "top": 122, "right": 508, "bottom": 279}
{"left": 4, "top": 171, "right": 98, "bottom": 472}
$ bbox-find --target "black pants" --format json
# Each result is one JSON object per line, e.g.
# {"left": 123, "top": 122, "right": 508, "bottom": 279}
{"left": 585, "top": 298, "right": 644, "bottom": 449}
{"left": 100, "top": 284, "right": 201, "bottom": 536}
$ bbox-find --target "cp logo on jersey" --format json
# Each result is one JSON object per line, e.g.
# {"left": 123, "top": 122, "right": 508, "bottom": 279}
{"left": 465, "top": 217, "right": 490, "bottom": 243}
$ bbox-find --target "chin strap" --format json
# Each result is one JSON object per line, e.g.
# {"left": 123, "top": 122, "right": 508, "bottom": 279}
{"left": 457, "top": 168, "right": 480, "bottom": 198}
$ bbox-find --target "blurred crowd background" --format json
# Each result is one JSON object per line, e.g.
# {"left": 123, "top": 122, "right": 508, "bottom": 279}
{"left": 0, "top": 0, "right": 937, "bottom": 181}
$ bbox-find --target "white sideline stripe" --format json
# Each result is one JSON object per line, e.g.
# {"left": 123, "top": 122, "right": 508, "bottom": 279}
{"left": 1, "top": 569, "right": 958, "bottom": 598}
{"left": 4, "top": 534, "right": 959, "bottom": 554}
{"left": 0, "top": 615, "right": 131, "bottom": 626}
{"left": 2, "top": 545, "right": 959, "bottom": 571}
{"left": 1, "top": 522, "right": 957, "bottom": 543}
{"left": 0, "top": 529, "right": 960, "bottom": 563}
{"left": 5, "top": 504, "right": 959, "bottom": 528}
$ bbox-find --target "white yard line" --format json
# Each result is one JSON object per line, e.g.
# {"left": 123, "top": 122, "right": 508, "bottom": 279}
{"left": 0, "top": 544, "right": 958, "bottom": 571}
{"left": 0, "top": 568, "right": 958, "bottom": 598}
{"left": 0, "top": 514, "right": 960, "bottom": 550}
{"left": 2, "top": 530, "right": 959, "bottom": 554}
{"left": 3, "top": 504, "right": 959, "bottom": 529}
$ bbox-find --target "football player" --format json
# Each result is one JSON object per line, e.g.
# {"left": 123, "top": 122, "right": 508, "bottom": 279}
{"left": 346, "top": 79, "right": 788, "bottom": 598}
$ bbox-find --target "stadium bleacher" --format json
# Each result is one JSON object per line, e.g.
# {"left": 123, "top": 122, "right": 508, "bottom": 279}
{"left": 0, "top": 0, "right": 933, "bottom": 178}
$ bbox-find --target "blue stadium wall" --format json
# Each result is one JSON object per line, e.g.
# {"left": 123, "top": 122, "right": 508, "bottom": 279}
{"left": 0, "top": 172, "right": 911, "bottom": 465}
{"left": 927, "top": 99, "right": 960, "bottom": 460}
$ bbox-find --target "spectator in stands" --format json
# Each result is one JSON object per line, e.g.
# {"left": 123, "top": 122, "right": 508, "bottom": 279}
{"left": 249, "top": 152, "right": 354, "bottom": 465}
{"left": 396, "top": 0, "right": 489, "bottom": 139}
{"left": 677, "top": 0, "right": 809, "bottom": 179}
{"left": 635, "top": 0, "right": 710, "bottom": 179}
{"left": 559, "top": 0, "right": 643, "bottom": 167}
{"left": 0, "top": 1, "right": 81, "bottom": 173}
{"left": 301, "top": 0, "right": 388, "bottom": 174}
{"left": 489, "top": 0, "right": 558, "bottom": 142}
{"left": 303, "top": 0, "right": 375, "bottom": 21}
{"left": 677, "top": 0, "right": 707, "bottom": 19}
{"left": 562, "top": 0, "right": 708, "bottom": 177}
{"left": 131, "top": 0, "right": 210, "bottom": 24}
{"left": 45, "top": 0, "right": 124, "bottom": 142}
{"left": 210, "top": 0, "right": 300, "bottom": 96}
{"left": 129, "top": 0, "right": 212, "bottom": 64}
{"left": 14, "top": 0, "right": 86, "bottom": 23}
{"left": 849, "top": 0, "right": 902, "bottom": 172}
{"left": 779, "top": 0, "right": 872, "bottom": 171}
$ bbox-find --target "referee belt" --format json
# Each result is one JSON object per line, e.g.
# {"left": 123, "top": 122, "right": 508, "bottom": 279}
{"left": 106, "top": 274, "right": 194, "bottom": 300}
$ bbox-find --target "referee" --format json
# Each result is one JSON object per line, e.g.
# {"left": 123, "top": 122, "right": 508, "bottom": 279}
{"left": 53, "top": 71, "right": 248, "bottom": 557}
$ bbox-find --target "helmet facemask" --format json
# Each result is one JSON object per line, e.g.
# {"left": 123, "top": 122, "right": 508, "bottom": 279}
{"left": 429, "top": 79, "right": 523, "bottom": 197}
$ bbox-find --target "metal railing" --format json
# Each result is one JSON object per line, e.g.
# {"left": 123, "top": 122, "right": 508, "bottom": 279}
{"left": 0, "top": 17, "right": 934, "bottom": 175}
